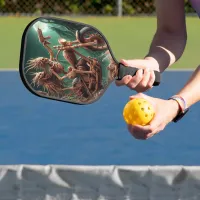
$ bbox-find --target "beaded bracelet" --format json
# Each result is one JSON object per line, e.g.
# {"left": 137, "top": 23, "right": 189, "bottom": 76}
{"left": 168, "top": 95, "right": 188, "bottom": 113}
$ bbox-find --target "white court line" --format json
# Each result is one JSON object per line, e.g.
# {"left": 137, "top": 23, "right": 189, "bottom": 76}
{"left": 0, "top": 68, "right": 18, "bottom": 71}
{"left": 166, "top": 68, "right": 194, "bottom": 71}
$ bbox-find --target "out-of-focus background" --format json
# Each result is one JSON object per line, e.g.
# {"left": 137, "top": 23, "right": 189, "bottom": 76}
{"left": 1, "top": 0, "right": 200, "bottom": 69}
{"left": 0, "top": 0, "right": 200, "bottom": 165}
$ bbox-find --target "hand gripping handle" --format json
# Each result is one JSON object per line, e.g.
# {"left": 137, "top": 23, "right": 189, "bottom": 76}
{"left": 116, "top": 63, "right": 161, "bottom": 86}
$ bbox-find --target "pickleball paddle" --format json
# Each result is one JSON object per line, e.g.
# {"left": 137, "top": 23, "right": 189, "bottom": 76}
{"left": 19, "top": 17, "right": 161, "bottom": 105}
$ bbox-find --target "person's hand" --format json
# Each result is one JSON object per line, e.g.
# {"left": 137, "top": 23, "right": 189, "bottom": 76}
{"left": 126, "top": 93, "right": 180, "bottom": 140}
{"left": 115, "top": 58, "right": 160, "bottom": 92}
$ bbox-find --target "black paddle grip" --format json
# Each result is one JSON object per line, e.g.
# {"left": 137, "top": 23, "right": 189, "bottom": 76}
{"left": 116, "top": 63, "right": 161, "bottom": 86}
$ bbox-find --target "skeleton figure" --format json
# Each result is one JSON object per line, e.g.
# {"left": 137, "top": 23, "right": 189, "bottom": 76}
{"left": 54, "top": 41, "right": 103, "bottom": 96}
{"left": 53, "top": 26, "right": 107, "bottom": 67}
{"left": 75, "top": 27, "right": 108, "bottom": 51}
{"left": 31, "top": 71, "right": 66, "bottom": 97}
{"left": 63, "top": 77, "right": 89, "bottom": 102}
{"left": 60, "top": 58, "right": 102, "bottom": 98}
{"left": 26, "top": 26, "right": 106, "bottom": 101}
{"left": 26, "top": 57, "right": 65, "bottom": 75}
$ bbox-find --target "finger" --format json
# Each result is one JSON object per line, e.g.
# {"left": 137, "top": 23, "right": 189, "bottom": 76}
{"left": 134, "top": 69, "right": 154, "bottom": 92}
{"left": 133, "top": 133, "right": 148, "bottom": 140}
{"left": 115, "top": 75, "right": 132, "bottom": 86}
{"left": 147, "top": 70, "right": 155, "bottom": 88}
{"left": 132, "top": 125, "right": 153, "bottom": 135}
{"left": 130, "top": 130, "right": 148, "bottom": 140}
{"left": 139, "top": 68, "right": 151, "bottom": 88}
{"left": 129, "top": 92, "right": 145, "bottom": 100}
{"left": 146, "top": 124, "right": 165, "bottom": 139}
{"left": 127, "top": 124, "right": 147, "bottom": 140}
{"left": 134, "top": 85, "right": 151, "bottom": 93}
{"left": 127, "top": 69, "right": 143, "bottom": 89}
{"left": 146, "top": 128, "right": 159, "bottom": 139}
{"left": 149, "top": 114, "right": 161, "bottom": 129}
{"left": 127, "top": 124, "right": 133, "bottom": 133}
{"left": 128, "top": 121, "right": 161, "bottom": 140}
{"left": 145, "top": 113, "right": 163, "bottom": 137}
{"left": 132, "top": 121, "right": 160, "bottom": 137}
{"left": 120, "top": 59, "right": 146, "bottom": 69}
{"left": 120, "top": 59, "right": 129, "bottom": 66}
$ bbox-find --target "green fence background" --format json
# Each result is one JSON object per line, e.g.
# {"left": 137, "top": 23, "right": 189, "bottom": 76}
{"left": 1, "top": 0, "right": 199, "bottom": 70}
{"left": 0, "top": 0, "right": 195, "bottom": 16}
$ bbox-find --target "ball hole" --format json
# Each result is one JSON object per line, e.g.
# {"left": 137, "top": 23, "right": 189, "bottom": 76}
{"left": 141, "top": 108, "right": 144, "bottom": 111}
{"left": 145, "top": 114, "right": 148, "bottom": 117}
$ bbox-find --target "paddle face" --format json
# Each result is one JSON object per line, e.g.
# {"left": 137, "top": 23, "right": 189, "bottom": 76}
{"left": 19, "top": 17, "right": 119, "bottom": 105}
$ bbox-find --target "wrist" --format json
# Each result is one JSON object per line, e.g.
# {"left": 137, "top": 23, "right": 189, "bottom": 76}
{"left": 144, "top": 46, "right": 177, "bottom": 72}
{"left": 168, "top": 99, "right": 181, "bottom": 119}
{"left": 168, "top": 95, "right": 189, "bottom": 123}
{"left": 144, "top": 56, "right": 160, "bottom": 72}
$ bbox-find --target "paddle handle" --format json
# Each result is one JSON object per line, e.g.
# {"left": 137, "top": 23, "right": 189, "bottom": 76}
{"left": 116, "top": 63, "right": 161, "bottom": 86}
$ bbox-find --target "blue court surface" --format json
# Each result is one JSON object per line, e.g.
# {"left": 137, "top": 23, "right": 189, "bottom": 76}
{"left": 0, "top": 70, "right": 199, "bottom": 166}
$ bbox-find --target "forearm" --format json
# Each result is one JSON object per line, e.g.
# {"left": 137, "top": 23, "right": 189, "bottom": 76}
{"left": 144, "top": 0, "right": 187, "bottom": 73}
{"left": 176, "top": 65, "right": 200, "bottom": 107}
{"left": 145, "top": 30, "right": 187, "bottom": 73}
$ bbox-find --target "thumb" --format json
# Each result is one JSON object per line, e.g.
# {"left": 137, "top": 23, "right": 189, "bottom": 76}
{"left": 129, "top": 92, "right": 147, "bottom": 100}
{"left": 147, "top": 111, "right": 163, "bottom": 136}
{"left": 149, "top": 113, "right": 161, "bottom": 128}
{"left": 120, "top": 59, "right": 146, "bottom": 69}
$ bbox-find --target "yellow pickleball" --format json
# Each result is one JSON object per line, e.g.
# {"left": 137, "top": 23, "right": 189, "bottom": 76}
{"left": 123, "top": 98, "right": 155, "bottom": 126}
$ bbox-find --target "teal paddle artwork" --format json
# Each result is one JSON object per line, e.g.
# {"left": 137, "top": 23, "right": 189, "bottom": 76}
{"left": 20, "top": 17, "right": 160, "bottom": 105}
{"left": 22, "top": 18, "right": 118, "bottom": 104}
